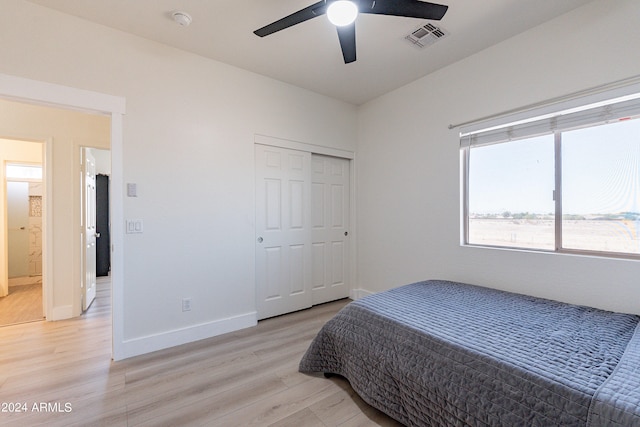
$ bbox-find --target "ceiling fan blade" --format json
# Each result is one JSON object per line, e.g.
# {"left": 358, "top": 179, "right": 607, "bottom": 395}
{"left": 336, "top": 23, "right": 357, "bottom": 64}
{"left": 359, "top": 0, "right": 448, "bottom": 20}
{"left": 254, "top": 1, "right": 328, "bottom": 37}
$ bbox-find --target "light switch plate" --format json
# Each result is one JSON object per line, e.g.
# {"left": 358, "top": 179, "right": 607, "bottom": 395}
{"left": 126, "top": 219, "right": 143, "bottom": 234}
{"left": 127, "top": 183, "right": 137, "bottom": 197}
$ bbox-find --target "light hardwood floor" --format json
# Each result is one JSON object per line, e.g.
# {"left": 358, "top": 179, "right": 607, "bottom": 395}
{"left": 0, "top": 276, "right": 44, "bottom": 326}
{"left": 0, "top": 280, "right": 401, "bottom": 427}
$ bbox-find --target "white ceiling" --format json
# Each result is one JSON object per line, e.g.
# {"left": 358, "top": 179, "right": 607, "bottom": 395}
{"left": 25, "top": 0, "right": 595, "bottom": 105}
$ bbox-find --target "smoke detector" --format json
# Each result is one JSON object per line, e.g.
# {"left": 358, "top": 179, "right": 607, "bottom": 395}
{"left": 405, "top": 23, "right": 448, "bottom": 48}
{"left": 171, "top": 11, "right": 192, "bottom": 27}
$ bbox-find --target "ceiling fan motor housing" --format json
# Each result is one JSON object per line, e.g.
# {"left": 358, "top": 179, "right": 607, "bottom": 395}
{"left": 254, "top": 0, "right": 449, "bottom": 63}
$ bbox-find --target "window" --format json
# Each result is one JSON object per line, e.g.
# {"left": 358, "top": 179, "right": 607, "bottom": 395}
{"left": 462, "top": 91, "right": 640, "bottom": 259}
{"left": 6, "top": 164, "right": 42, "bottom": 180}
{"left": 561, "top": 120, "right": 640, "bottom": 254}
{"left": 467, "top": 134, "right": 555, "bottom": 250}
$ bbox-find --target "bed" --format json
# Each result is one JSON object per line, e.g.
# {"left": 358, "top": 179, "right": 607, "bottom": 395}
{"left": 299, "top": 280, "right": 640, "bottom": 426}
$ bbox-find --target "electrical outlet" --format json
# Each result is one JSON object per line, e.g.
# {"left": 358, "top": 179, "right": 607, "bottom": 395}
{"left": 182, "top": 298, "right": 192, "bottom": 312}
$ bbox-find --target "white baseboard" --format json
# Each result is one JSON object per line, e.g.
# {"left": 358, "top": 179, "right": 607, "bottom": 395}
{"left": 116, "top": 312, "right": 257, "bottom": 360}
{"left": 350, "top": 288, "right": 376, "bottom": 300}
{"left": 49, "top": 305, "right": 73, "bottom": 321}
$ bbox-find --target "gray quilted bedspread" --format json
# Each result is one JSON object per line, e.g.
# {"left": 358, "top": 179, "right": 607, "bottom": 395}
{"left": 299, "top": 280, "right": 640, "bottom": 426}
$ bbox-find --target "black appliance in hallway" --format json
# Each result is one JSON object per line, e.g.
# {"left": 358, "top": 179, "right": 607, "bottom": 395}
{"left": 96, "top": 174, "right": 110, "bottom": 277}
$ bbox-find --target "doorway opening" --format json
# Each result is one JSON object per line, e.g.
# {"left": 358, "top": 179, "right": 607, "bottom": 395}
{"left": 0, "top": 99, "right": 111, "bottom": 330}
{"left": 81, "top": 147, "right": 111, "bottom": 312}
{"left": 0, "top": 147, "right": 44, "bottom": 326}
{"left": 0, "top": 72, "right": 125, "bottom": 359}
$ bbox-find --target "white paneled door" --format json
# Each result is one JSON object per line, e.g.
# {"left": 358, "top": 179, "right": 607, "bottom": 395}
{"left": 311, "top": 155, "right": 350, "bottom": 305}
{"left": 82, "top": 148, "right": 97, "bottom": 311}
{"left": 256, "top": 145, "right": 351, "bottom": 319}
{"left": 255, "top": 144, "right": 312, "bottom": 320}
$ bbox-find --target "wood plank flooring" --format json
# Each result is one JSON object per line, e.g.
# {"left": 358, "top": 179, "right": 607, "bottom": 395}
{"left": 0, "top": 280, "right": 401, "bottom": 426}
{"left": 0, "top": 276, "right": 44, "bottom": 326}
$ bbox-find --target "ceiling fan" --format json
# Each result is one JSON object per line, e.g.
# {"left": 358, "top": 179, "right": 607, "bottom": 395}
{"left": 254, "top": 0, "right": 449, "bottom": 64}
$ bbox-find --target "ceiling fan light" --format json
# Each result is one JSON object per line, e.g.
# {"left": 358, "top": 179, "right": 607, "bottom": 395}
{"left": 327, "top": 1, "right": 358, "bottom": 27}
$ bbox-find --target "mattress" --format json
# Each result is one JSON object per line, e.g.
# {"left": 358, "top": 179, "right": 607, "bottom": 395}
{"left": 299, "top": 280, "right": 640, "bottom": 426}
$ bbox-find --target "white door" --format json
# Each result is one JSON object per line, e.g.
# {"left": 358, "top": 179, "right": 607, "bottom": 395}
{"left": 82, "top": 148, "right": 97, "bottom": 311}
{"left": 255, "top": 144, "right": 312, "bottom": 320}
{"left": 311, "top": 155, "right": 350, "bottom": 305}
{"left": 7, "top": 181, "right": 30, "bottom": 278}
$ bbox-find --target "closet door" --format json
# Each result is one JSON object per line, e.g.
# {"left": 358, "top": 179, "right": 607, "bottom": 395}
{"left": 255, "top": 144, "right": 312, "bottom": 320}
{"left": 311, "top": 154, "right": 350, "bottom": 305}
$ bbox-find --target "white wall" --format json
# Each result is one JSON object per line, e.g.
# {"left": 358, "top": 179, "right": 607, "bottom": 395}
{"left": 0, "top": 0, "right": 357, "bottom": 357}
{"left": 356, "top": 0, "right": 640, "bottom": 314}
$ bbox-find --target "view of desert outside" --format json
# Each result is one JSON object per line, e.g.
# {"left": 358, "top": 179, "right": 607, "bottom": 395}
{"left": 468, "top": 118, "right": 640, "bottom": 255}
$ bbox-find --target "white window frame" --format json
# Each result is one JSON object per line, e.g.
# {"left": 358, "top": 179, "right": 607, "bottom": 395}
{"left": 459, "top": 78, "right": 640, "bottom": 260}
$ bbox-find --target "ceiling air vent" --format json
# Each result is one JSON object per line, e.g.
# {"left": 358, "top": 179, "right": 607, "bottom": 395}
{"left": 405, "top": 23, "right": 448, "bottom": 48}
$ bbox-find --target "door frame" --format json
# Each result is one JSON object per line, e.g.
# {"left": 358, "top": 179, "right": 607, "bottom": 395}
{"left": 253, "top": 134, "right": 357, "bottom": 302}
{"left": 0, "top": 73, "right": 126, "bottom": 360}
